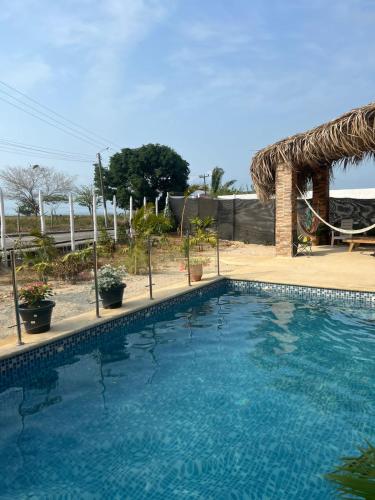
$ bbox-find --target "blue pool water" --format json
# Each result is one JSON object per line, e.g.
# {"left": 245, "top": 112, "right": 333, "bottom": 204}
{"left": 0, "top": 288, "right": 374, "bottom": 499}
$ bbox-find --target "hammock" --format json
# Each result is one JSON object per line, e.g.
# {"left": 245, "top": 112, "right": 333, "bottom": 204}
{"left": 297, "top": 187, "right": 375, "bottom": 235}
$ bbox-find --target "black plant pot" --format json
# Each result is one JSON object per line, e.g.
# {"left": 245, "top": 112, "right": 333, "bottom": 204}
{"left": 18, "top": 300, "right": 55, "bottom": 334}
{"left": 99, "top": 284, "right": 126, "bottom": 309}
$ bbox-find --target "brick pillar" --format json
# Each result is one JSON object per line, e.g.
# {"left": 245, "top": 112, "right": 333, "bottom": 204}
{"left": 312, "top": 167, "right": 329, "bottom": 244}
{"left": 312, "top": 168, "right": 329, "bottom": 220}
{"left": 275, "top": 163, "right": 297, "bottom": 256}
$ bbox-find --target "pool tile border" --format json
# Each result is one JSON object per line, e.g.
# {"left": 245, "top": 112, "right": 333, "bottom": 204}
{"left": 229, "top": 279, "right": 375, "bottom": 306}
{"left": 1, "top": 278, "right": 374, "bottom": 387}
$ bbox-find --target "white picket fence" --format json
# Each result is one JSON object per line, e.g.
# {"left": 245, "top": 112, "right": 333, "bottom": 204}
{"left": 0, "top": 191, "right": 167, "bottom": 256}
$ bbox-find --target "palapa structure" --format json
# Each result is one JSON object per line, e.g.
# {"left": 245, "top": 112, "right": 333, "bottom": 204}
{"left": 250, "top": 102, "right": 375, "bottom": 256}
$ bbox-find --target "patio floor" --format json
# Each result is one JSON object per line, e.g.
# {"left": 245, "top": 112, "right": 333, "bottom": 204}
{"left": 224, "top": 244, "right": 375, "bottom": 292}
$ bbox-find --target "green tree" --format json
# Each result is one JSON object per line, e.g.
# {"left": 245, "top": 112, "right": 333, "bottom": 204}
{"left": 210, "top": 166, "right": 236, "bottom": 196}
{"left": 100, "top": 144, "right": 189, "bottom": 209}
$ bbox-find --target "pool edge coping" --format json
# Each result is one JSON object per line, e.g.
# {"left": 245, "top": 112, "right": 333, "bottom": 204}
{"left": 1, "top": 275, "right": 375, "bottom": 367}
{"left": 0, "top": 276, "right": 226, "bottom": 363}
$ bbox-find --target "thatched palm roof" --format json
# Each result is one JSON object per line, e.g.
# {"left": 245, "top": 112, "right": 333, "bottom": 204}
{"left": 251, "top": 102, "right": 375, "bottom": 201}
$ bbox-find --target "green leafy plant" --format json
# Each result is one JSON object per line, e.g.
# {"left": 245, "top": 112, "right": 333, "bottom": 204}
{"left": 190, "top": 256, "right": 210, "bottom": 266}
{"left": 189, "top": 216, "right": 217, "bottom": 251}
{"left": 98, "top": 227, "right": 116, "bottom": 257}
{"left": 122, "top": 238, "right": 148, "bottom": 275}
{"left": 97, "top": 265, "right": 126, "bottom": 293}
{"left": 16, "top": 231, "right": 58, "bottom": 281}
{"left": 132, "top": 206, "right": 173, "bottom": 237}
{"left": 19, "top": 282, "right": 53, "bottom": 307}
{"left": 325, "top": 443, "right": 375, "bottom": 499}
{"left": 53, "top": 247, "right": 93, "bottom": 282}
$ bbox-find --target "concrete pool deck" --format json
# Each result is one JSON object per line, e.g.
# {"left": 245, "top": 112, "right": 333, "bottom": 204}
{"left": 1, "top": 244, "right": 374, "bottom": 359}
{"left": 223, "top": 245, "right": 375, "bottom": 293}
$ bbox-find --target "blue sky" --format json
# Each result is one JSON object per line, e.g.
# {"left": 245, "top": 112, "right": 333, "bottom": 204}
{"left": 0, "top": 0, "right": 374, "bottom": 205}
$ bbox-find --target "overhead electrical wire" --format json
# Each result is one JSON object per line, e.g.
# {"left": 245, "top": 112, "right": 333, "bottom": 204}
{"left": 0, "top": 94, "right": 103, "bottom": 149}
{"left": 0, "top": 146, "right": 93, "bottom": 162}
{"left": 0, "top": 79, "right": 120, "bottom": 149}
{"left": 0, "top": 138, "right": 95, "bottom": 163}
{"left": 0, "top": 87, "right": 103, "bottom": 147}
{"left": 0, "top": 138, "right": 94, "bottom": 160}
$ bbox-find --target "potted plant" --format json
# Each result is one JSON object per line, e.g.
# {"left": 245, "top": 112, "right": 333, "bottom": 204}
{"left": 97, "top": 265, "right": 127, "bottom": 309}
{"left": 18, "top": 282, "right": 55, "bottom": 334}
{"left": 189, "top": 257, "right": 210, "bottom": 282}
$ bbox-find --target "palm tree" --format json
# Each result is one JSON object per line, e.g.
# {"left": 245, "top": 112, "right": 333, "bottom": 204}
{"left": 210, "top": 167, "right": 236, "bottom": 195}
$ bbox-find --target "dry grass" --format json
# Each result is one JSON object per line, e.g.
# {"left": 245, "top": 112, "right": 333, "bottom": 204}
{"left": 251, "top": 102, "right": 375, "bottom": 200}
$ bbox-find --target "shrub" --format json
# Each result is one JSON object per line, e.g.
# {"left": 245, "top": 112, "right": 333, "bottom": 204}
{"left": 52, "top": 247, "right": 93, "bottom": 282}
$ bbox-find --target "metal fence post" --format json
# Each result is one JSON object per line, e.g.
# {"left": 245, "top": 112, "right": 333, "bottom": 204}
{"left": 10, "top": 250, "right": 23, "bottom": 345}
{"left": 147, "top": 236, "right": 153, "bottom": 300}
{"left": 93, "top": 241, "right": 100, "bottom": 318}
{"left": 232, "top": 196, "right": 236, "bottom": 241}
{"left": 186, "top": 230, "right": 191, "bottom": 286}
{"left": 216, "top": 229, "right": 220, "bottom": 276}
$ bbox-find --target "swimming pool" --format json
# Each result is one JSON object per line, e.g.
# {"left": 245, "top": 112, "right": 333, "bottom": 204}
{"left": 0, "top": 281, "right": 374, "bottom": 498}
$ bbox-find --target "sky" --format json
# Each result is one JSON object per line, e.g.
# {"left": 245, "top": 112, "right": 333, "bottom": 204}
{"left": 0, "top": 0, "right": 375, "bottom": 213}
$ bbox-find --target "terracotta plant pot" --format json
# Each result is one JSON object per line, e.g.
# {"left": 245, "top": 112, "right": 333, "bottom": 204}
{"left": 99, "top": 283, "right": 126, "bottom": 309}
{"left": 190, "top": 264, "right": 203, "bottom": 282}
{"left": 19, "top": 300, "right": 55, "bottom": 334}
{"left": 179, "top": 261, "right": 186, "bottom": 272}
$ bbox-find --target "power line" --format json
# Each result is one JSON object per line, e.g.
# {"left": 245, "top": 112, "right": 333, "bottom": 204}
{"left": 0, "top": 146, "right": 93, "bottom": 162}
{"left": 0, "top": 90, "right": 103, "bottom": 149}
{"left": 0, "top": 94, "right": 103, "bottom": 149}
{"left": 0, "top": 86, "right": 107, "bottom": 147}
{"left": 0, "top": 80, "right": 121, "bottom": 149}
{"left": 0, "top": 138, "right": 94, "bottom": 159}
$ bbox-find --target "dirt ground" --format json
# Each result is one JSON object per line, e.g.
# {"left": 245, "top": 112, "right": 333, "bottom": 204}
{"left": 1, "top": 240, "right": 270, "bottom": 340}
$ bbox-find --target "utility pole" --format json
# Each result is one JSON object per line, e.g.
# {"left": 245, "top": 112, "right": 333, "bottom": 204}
{"left": 96, "top": 152, "right": 108, "bottom": 228}
{"left": 199, "top": 173, "right": 210, "bottom": 195}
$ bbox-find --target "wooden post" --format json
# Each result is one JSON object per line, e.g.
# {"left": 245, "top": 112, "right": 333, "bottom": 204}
{"left": 113, "top": 195, "right": 118, "bottom": 243}
{"left": 39, "top": 190, "right": 46, "bottom": 234}
{"left": 93, "top": 191, "right": 98, "bottom": 242}
{"left": 69, "top": 194, "right": 75, "bottom": 251}
{"left": 0, "top": 188, "right": 6, "bottom": 259}
{"left": 164, "top": 192, "right": 169, "bottom": 216}
{"left": 129, "top": 195, "right": 133, "bottom": 237}
{"left": 275, "top": 163, "right": 297, "bottom": 257}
